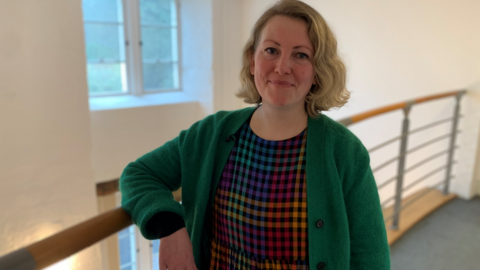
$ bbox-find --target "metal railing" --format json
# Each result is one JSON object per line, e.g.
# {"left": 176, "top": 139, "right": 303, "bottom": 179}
{"left": 0, "top": 89, "right": 466, "bottom": 269}
{"left": 338, "top": 89, "right": 466, "bottom": 230}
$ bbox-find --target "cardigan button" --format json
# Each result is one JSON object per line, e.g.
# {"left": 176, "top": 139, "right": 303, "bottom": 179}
{"left": 316, "top": 219, "right": 324, "bottom": 228}
{"left": 225, "top": 134, "right": 236, "bottom": 142}
{"left": 317, "top": 262, "right": 326, "bottom": 270}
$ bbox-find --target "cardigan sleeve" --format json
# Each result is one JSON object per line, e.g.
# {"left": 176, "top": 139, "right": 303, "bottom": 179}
{"left": 120, "top": 135, "right": 186, "bottom": 240}
{"left": 343, "top": 147, "right": 391, "bottom": 269}
{"left": 146, "top": 211, "right": 186, "bottom": 238}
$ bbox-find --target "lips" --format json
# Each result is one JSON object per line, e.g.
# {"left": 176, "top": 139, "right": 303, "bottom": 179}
{"left": 269, "top": 80, "right": 294, "bottom": 86}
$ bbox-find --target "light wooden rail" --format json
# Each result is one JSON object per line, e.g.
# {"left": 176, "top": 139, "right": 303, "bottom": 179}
{"left": 29, "top": 208, "right": 131, "bottom": 269}
{"left": 338, "top": 90, "right": 465, "bottom": 126}
{"left": 0, "top": 90, "right": 466, "bottom": 269}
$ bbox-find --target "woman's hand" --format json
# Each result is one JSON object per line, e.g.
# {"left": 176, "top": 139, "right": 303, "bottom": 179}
{"left": 159, "top": 227, "right": 198, "bottom": 270}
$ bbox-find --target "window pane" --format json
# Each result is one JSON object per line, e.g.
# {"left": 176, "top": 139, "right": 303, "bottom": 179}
{"left": 87, "top": 63, "right": 127, "bottom": 94}
{"left": 118, "top": 226, "right": 137, "bottom": 269}
{"left": 142, "top": 63, "right": 175, "bottom": 91}
{"left": 140, "top": 0, "right": 171, "bottom": 25}
{"left": 152, "top": 240, "right": 160, "bottom": 270}
{"left": 118, "top": 236, "right": 132, "bottom": 265}
{"left": 82, "top": 0, "right": 123, "bottom": 23}
{"left": 141, "top": 27, "right": 172, "bottom": 62}
{"left": 84, "top": 24, "right": 124, "bottom": 62}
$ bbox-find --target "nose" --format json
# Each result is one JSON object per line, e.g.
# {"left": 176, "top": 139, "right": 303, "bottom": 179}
{"left": 274, "top": 53, "right": 292, "bottom": 75}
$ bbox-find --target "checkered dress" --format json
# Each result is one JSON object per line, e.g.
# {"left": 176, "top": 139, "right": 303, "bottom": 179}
{"left": 208, "top": 120, "right": 309, "bottom": 270}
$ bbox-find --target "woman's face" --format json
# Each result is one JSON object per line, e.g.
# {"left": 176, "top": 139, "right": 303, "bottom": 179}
{"left": 250, "top": 15, "right": 315, "bottom": 111}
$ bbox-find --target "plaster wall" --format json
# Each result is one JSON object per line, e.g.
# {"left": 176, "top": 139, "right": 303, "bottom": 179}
{"left": 242, "top": 0, "right": 480, "bottom": 199}
{"left": 0, "top": 0, "right": 101, "bottom": 268}
{"left": 211, "top": 0, "right": 245, "bottom": 112}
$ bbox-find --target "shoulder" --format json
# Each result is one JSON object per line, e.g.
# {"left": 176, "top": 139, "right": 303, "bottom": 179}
{"left": 201, "top": 107, "right": 252, "bottom": 125}
{"left": 189, "top": 107, "right": 254, "bottom": 131}
{"left": 319, "top": 114, "right": 369, "bottom": 164}
{"left": 321, "top": 114, "right": 364, "bottom": 146}
{"left": 178, "top": 107, "right": 255, "bottom": 142}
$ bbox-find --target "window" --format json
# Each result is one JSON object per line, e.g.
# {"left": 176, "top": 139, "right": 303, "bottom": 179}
{"left": 118, "top": 225, "right": 138, "bottom": 270}
{"left": 82, "top": 0, "right": 180, "bottom": 96}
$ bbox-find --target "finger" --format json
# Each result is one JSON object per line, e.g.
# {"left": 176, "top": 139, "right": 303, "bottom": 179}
{"left": 159, "top": 261, "right": 166, "bottom": 270}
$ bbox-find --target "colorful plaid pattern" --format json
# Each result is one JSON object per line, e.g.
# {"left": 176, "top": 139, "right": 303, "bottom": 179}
{"left": 209, "top": 121, "right": 309, "bottom": 270}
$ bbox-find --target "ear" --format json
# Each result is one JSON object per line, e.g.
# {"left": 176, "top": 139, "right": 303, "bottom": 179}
{"left": 249, "top": 51, "right": 255, "bottom": 75}
{"left": 313, "top": 75, "right": 317, "bottom": 85}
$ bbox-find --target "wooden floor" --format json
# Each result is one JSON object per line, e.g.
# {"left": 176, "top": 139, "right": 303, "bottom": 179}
{"left": 383, "top": 188, "right": 457, "bottom": 245}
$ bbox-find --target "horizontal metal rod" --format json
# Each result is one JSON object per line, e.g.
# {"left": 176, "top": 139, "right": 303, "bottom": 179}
{"left": 381, "top": 196, "right": 395, "bottom": 209}
{"left": 381, "top": 165, "right": 454, "bottom": 207}
{"left": 404, "top": 147, "right": 457, "bottom": 174}
{"left": 373, "top": 155, "right": 400, "bottom": 173}
{"left": 410, "top": 117, "right": 457, "bottom": 135}
{"left": 403, "top": 165, "right": 451, "bottom": 192}
{"left": 376, "top": 149, "right": 458, "bottom": 190}
{"left": 384, "top": 180, "right": 446, "bottom": 222}
{"left": 368, "top": 136, "right": 403, "bottom": 153}
{"left": 372, "top": 131, "right": 460, "bottom": 173}
{"left": 406, "top": 133, "right": 454, "bottom": 155}
{"left": 377, "top": 175, "right": 398, "bottom": 190}
{"left": 367, "top": 116, "right": 461, "bottom": 153}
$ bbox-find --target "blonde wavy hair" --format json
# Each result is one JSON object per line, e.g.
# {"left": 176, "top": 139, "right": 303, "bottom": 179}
{"left": 237, "top": 0, "right": 350, "bottom": 117}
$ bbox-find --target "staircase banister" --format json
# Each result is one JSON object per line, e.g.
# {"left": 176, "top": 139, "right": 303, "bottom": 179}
{"left": 338, "top": 89, "right": 466, "bottom": 126}
{"left": 0, "top": 207, "right": 132, "bottom": 270}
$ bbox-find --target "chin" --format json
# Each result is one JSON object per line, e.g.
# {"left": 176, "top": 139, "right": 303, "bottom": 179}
{"left": 268, "top": 100, "right": 294, "bottom": 108}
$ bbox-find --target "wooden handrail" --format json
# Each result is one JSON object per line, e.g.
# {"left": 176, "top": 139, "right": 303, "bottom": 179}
{"left": 338, "top": 89, "right": 466, "bottom": 126}
{"left": 0, "top": 208, "right": 133, "bottom": 270}
{"left": 30, "top": 207, "right": 131, "bottom": 269}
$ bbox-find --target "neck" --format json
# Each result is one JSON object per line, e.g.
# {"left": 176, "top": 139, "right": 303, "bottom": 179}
{"left": 249, "top": 103, "right": 308, "bottom": 141}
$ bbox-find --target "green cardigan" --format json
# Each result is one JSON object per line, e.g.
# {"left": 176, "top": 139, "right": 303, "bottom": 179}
{"left": 120, "top": 107, "right": 390, "bottom": 270}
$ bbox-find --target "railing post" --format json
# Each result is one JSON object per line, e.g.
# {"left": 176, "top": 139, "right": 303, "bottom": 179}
{"left": 443, "top": 91, "right": 464, "bottom": 195}
{"left": 391, "top": 103, "right": 413, "bottom": 230}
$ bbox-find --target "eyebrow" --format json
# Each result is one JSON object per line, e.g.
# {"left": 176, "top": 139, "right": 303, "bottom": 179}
{"left": 263, "top": 39, "right": 313, "bottom": 53}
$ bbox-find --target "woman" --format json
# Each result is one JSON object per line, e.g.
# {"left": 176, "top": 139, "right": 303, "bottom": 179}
{"left": 120, "top": 0, "right": 390, "bottom": 269}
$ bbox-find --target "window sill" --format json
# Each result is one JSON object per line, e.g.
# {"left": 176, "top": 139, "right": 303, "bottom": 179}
{"left": 89, "top": 91, "right": 198, "bottom": 111}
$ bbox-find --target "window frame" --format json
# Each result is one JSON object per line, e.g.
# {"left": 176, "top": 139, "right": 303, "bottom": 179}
{"left": 84, "top": 0, "right": 182, "bottom": 98}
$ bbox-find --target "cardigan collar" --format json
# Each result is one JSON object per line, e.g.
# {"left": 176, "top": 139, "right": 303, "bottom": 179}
{"left": 222, "top": 106, "right": 325, "bottom": 142}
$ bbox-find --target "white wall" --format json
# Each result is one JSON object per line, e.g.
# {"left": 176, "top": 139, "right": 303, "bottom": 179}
{"left": 0, "top": 0, "right": 101, "bottom": 268}
{"left": 242, "top": 0, "right": 480, "bottom": 199}
{"left": 211, "top": 0, "right": 245, "bottom": 112}
{"left": 90, "top": 103, "right": 202, "bottom": 182}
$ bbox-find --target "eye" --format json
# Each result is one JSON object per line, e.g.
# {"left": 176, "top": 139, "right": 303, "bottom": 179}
{"left": 265, "top": 47, "right": 278, "bottom": 54}
{"left": 296, "top": 52, "right": 309, "bottom": 59}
